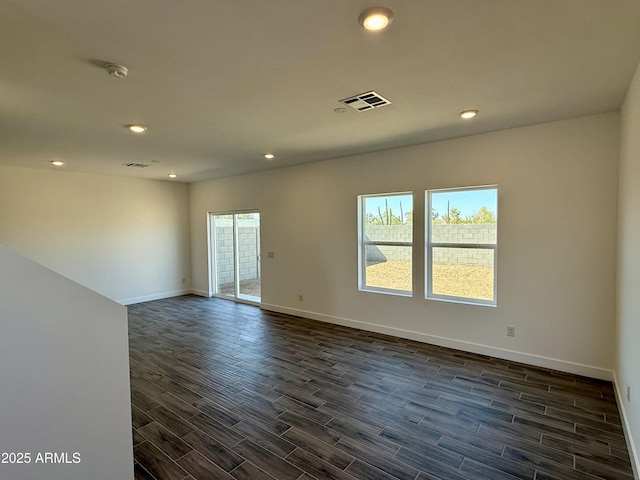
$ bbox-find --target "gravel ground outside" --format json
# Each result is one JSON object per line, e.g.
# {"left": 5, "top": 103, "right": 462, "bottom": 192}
{"left": 366, "top": 260, "right": 494, "bottom": 300}
{"left": 219, "top": 279, "right": 261, "bottom": 297}
{"left": 220, "top": 261, "right": 494, "bottom": 301}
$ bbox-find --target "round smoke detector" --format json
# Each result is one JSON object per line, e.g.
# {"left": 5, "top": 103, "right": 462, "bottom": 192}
{"left": 105, "top": 64, "right": 128, "bottom": 79}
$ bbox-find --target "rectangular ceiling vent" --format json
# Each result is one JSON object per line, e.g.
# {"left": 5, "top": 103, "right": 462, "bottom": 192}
{"left": 339, "top": 91, "right": 391, "bottom": 112}
{"left": 123, "top": 162, "right": 149, "bottom": 168}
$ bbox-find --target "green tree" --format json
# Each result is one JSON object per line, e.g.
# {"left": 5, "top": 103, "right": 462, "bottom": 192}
{"left": 366, "top": 212, "right": 380, "bottom": 225}
{"left": 468, "top": 206, "right": 496, "bottom": 223}
{"left": 432, "top": 205, "right": 496, "bottom": 224}
{"left": 365, "top": 200, "right": 412, "bottom": 225}
{"left": 441, "top": 207, "right": 463, "bottom": 224}
{"left": 405, "top": 210, "right": 413, "bottom": 225}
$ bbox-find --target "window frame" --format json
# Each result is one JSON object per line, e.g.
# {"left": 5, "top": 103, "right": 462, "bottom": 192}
{"left": 358, "top": 191, "right": 413, "bottom": 297}
{"left": 426, "top": 186, "right": 498, "bottom": 306}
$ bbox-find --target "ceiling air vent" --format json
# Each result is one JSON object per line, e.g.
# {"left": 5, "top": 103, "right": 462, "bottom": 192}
{"left": 123, "top": 162, "right": 149, "bottom": 168}
{"left": 339, "top": 91, "right": 391, "bottom": 112}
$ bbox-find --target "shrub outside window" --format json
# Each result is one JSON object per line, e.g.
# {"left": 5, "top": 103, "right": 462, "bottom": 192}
{"left": 426, "top": 186, "right": 498, "bottom": 306}
{"left": 358, "top": 192, "right": 413, "bottom": 296}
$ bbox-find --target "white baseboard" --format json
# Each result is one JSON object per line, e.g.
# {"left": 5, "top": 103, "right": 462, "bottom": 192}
{"left": 614, "top": 372, "right": 640, "bottom": 479}
{"left": 261, "top": 303, "right": 614, "bottom": 381}
{"left": 117, "top": 289, "right": 192, "bottom": 305}
{"left": 190, "top": 289, "right": 212, "bottom": 298}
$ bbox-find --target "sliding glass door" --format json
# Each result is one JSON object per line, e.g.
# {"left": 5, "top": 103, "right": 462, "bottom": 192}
{"left": 211, "top": 212, "right": 261, "bottom": 303}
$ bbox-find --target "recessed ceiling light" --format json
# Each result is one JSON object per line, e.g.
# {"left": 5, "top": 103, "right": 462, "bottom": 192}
{"left": 168, "top": 173, "right": 177, "bottom": 178}
{"left": 50, "top": 160, "right": 64, "bottom": 166}
{"left": 126, "top": 124, "right": 147, "bottom": 133}
{"left": 459, "top": 109, "right": 479, "bottom": 119}
{"left": 358, "top": 7, "right": 394, "bottom": 31}
{"left": 264, "top": 153, "right": 275, "bottom": 160}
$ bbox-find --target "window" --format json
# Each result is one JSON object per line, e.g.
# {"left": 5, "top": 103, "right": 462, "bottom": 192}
{"left": 358, "top": 192, "right": 413, "bottom": 295}
{"left": 427, "top": 186, "right": 497, "bottom": 305}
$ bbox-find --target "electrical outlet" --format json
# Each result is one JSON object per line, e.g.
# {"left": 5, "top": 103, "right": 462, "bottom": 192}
{"left": 627, "top": 385, "right": 631, "bottom": 403}
{"left": 506, "top": 326, "right": 515, "bottom": 337}
{"left": 182, "top": 277, "right": 186, "bottom": 284}
{"left": 298, "top": 294, "right": 304, "bottom": 302}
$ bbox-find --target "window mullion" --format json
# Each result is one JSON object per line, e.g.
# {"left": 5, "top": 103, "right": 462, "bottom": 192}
{"left": 363, "top": 241, "right": 413, "bottom": 247}
{"left": 431, "top": 242, "right": 495, "bottom": 249}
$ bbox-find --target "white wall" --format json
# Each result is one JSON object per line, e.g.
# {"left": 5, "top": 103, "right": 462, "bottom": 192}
{"left": 0, "top": 245, "right": 133, "bottom": 480}
{"left": 617, "top": 60, "right": 640, "bottom": 476}
{"left": 0, "top": 166, "right": 191, "bottom": 304}
{"left": 190, "top": 112, "right": 620, "bottom": 379}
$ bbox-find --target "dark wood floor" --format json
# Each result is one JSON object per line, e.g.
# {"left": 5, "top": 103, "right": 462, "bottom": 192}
{"left": 128, "top": 295, "right": 634, "bottom": 480}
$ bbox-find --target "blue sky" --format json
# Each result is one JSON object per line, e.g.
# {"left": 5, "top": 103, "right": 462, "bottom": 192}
{"left": 431, "top": 188, "right": 497, "bottom": 217}
{"left": 363, "top": 189, "right": 497, "bottom": 220}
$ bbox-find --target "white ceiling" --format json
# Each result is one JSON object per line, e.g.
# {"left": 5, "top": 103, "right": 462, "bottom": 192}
{"left": 2, "top": 1, "right": 640, "bottom": 182}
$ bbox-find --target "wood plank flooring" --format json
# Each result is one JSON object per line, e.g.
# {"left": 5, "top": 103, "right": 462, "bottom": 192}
{"left": 128, "top": 295, "right": 634, "bottom": 480}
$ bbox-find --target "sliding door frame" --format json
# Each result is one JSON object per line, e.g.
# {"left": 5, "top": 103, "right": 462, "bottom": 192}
{"left": 208, "top": 210, "right": 261, "bottom": 306}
